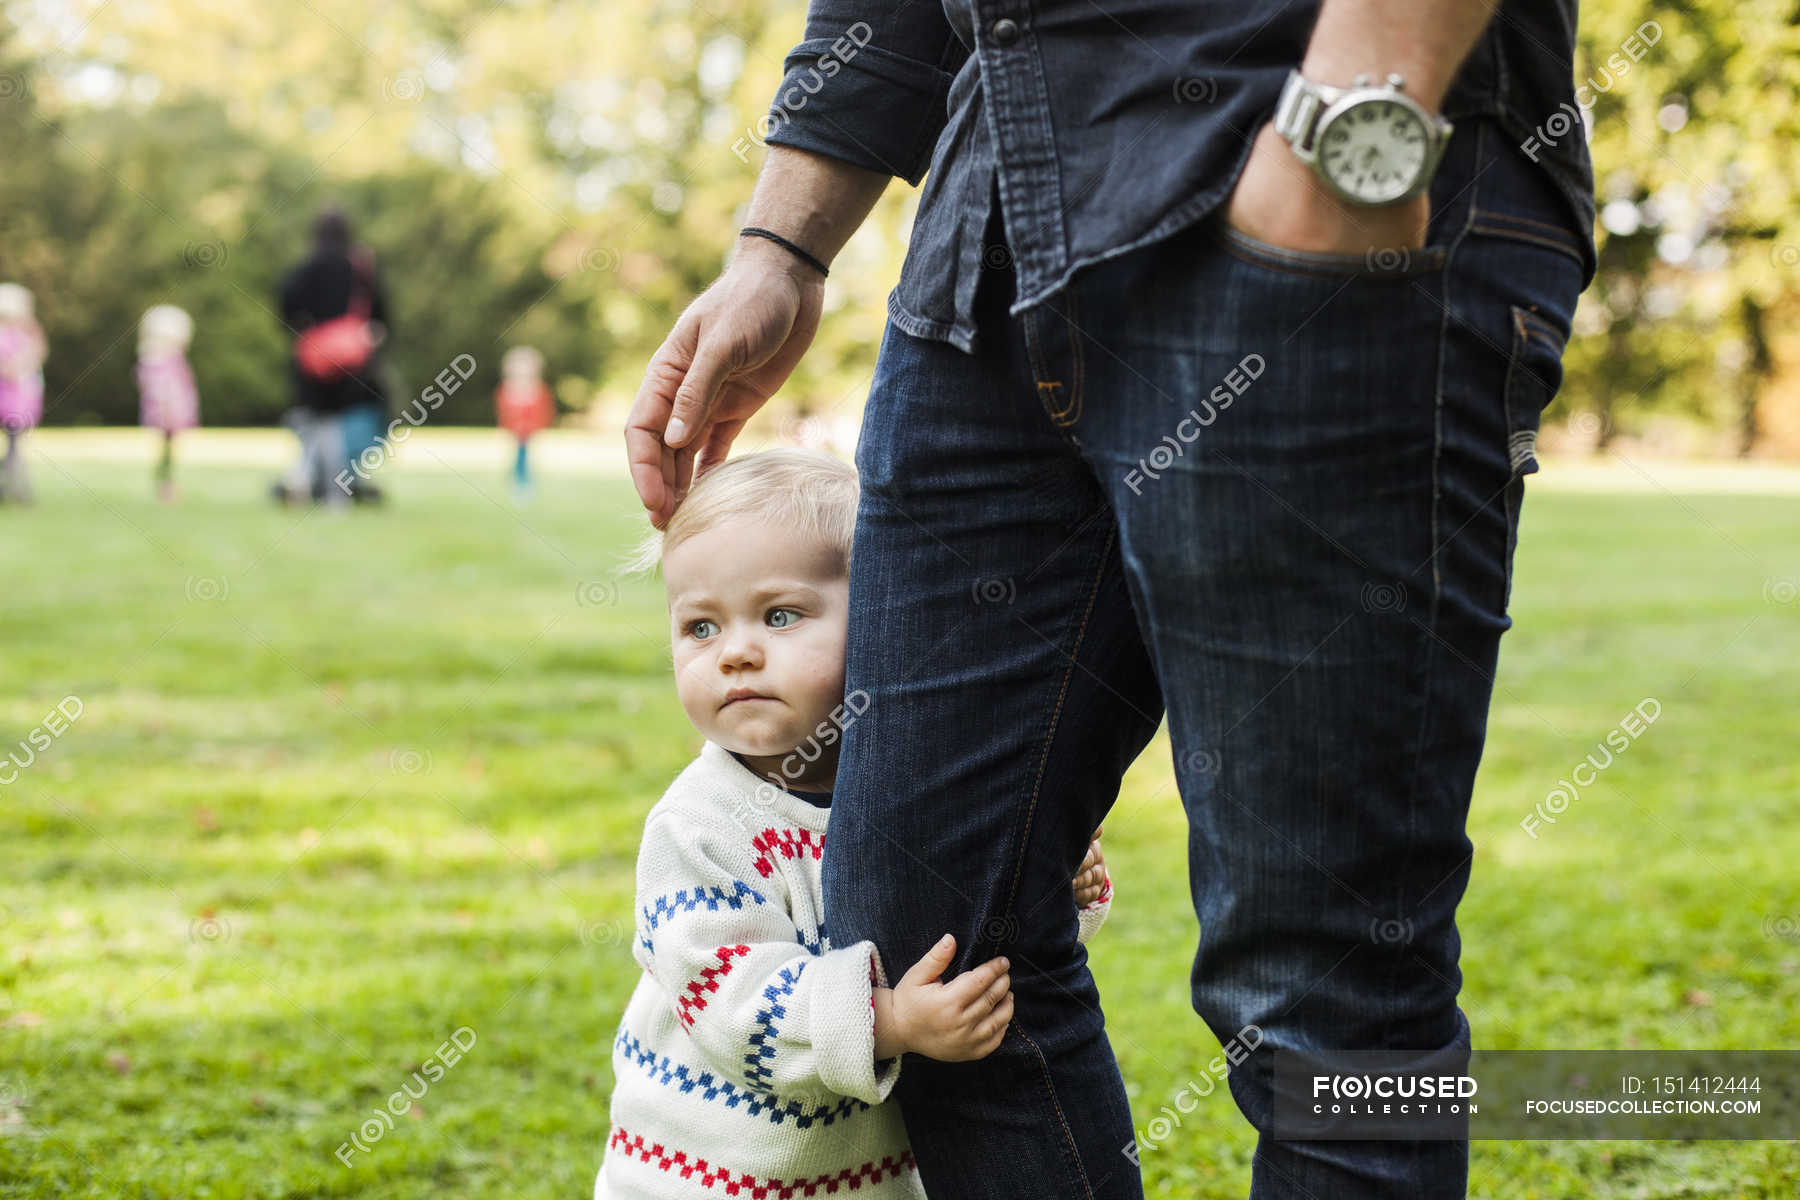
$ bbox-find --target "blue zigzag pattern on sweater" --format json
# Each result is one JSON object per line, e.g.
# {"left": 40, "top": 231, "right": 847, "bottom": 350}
{"left": 614, "top": 1028, "right": 870, "bottom": 1128}
{"left": 744, "top": 961, "right": 806, "bottom": 1091}
{"left": 637, "top": 879, "right": 768, "bottom": 955}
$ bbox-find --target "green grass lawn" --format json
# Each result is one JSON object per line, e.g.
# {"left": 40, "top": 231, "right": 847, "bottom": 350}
{"left": 3, "top": 431, "right": 1798, "bottom": 1198}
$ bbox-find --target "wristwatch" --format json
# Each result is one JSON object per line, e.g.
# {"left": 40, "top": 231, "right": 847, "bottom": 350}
{"left": 1273, "top": 69, "right": 1453, "bottom": 207}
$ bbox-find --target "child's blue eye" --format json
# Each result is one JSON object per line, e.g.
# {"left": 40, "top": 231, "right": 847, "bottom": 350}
{"left": 687, "top": 619, "right": 718, "bottom": 640}
{"left": 766, "top": 608, "right": 800, "bottom": 629}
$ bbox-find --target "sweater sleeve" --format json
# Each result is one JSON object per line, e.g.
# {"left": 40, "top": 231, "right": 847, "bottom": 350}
{"left": 632, "top": 809, "right": 901, "bottom": 1107}
{"left": 1075, "top": 867, "right": 1112, "bottom": 945}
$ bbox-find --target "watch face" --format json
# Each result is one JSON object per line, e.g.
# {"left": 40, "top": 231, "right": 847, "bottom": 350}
{"left": 1317, "top": 99, "right": 1429, "bottom": 204}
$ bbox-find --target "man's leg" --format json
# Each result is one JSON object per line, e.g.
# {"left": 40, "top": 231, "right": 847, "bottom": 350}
{"left": 1056, "top": 118, "right": 1586, "bottom": 1196}
{"left": 827, "top": 233, "right": 1164, "bottom": 1196}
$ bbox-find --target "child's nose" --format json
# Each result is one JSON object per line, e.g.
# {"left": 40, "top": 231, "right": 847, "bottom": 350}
{"left": 718, "top": 628, "right": 764, "bottom": 669}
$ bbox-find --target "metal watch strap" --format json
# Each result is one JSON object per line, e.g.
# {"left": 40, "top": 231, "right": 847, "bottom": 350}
{"left": 1273, "top": 69, "right": 1343, "bottom": 164}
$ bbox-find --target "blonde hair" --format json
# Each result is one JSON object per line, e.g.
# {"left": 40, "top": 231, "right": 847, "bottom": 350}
{"left": 501, "top": 345, "right": 543, "bottom": 378}
{"left": 620, "top": 448, "right": 858, "bottom": 579}
{"left": 0, "top": 282, "right": 34, "bottom": 321}
{"left": 139, "top": 304, "right": 194, "bottom": 357}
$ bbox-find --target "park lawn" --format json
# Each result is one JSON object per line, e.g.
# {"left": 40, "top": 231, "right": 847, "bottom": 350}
{"left": 2, "top": 430, "right": 1797, "bottom": 1198}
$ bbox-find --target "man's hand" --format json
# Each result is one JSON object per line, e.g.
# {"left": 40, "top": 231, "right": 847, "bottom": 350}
{"left": 873, "top": 934, "right": 1012, "bottom": 1062}
{"left": 1073, "top": 826, "right": 1107, "bottom": 907}
{"left": 1223, "top": 122, "right": 1429, "bottom": 257}
{"left": 1224, "top": 0, "right": 1500, "bottom": 258}
{"left": 625, "top": 238, "right": 824, "bottom": 528}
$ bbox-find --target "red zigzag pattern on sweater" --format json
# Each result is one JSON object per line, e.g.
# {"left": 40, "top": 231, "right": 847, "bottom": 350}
{"left": 608, "top": 1125, "right": 916, "bottom": 1196}
{"left": 675, "top": 944, "right": 752, "bottom": 1030}
{"left": 751, "top": 828, "right": 824, "bottom": 878}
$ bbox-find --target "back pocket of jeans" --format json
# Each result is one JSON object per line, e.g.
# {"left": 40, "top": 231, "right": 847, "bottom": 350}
{"left": 1502, "top": 305, "right": 1568, "bottom": 477}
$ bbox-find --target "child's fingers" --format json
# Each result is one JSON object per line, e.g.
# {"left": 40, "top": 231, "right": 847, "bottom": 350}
{"left": 974, "top": 992, "right": 1014, "bottom": 1043}
{"left": 964, "top": 968, "right": 1011, "bottom": 1016}
{"left": 947, "top": 957, "right": 1009, "bottom": 1005}
{"left": 963, "top": 955, "right": 1010, "bottom": 990}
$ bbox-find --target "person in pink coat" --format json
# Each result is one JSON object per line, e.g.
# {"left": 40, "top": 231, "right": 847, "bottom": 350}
{"left": 136, "top": 304, "right": 200, "bottom": 503}
{"left": 0, "top": 282, "right": 47, "bottom": 505}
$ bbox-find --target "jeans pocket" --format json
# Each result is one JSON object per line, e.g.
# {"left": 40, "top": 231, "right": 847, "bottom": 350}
{"left": 1211, "top": 216, "right": 1449, "bottom": 281}
{"left": 1502, "top": 304, "right": 1569, "bottom": 477}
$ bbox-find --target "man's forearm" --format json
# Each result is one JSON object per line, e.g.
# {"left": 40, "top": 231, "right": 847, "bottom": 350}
{"left": 1301, "top": 0, "right": 1500, "bottom": 111}
{"left": 736, "top": 144, "right": 892, "bottom": 271}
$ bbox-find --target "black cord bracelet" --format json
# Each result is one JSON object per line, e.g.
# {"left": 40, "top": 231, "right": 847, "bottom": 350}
{"left": 739, "top": 226, "right": 830, "bottom": 278}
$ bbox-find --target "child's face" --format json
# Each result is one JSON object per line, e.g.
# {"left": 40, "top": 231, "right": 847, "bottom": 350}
{"left": 663, "top": 515, "right": 849, "bottom": 782}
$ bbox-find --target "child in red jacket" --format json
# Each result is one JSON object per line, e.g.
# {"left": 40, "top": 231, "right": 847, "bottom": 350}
{"left": 496, "top": 345, "right": 553, "bottom": 502}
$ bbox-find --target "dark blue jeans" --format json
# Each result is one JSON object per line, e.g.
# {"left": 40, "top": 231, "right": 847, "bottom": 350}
{"left": 824, "top": 116, "right": 1586, "bottom": 1198}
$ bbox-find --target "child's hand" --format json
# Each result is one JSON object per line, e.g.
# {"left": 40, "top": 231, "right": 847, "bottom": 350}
{"left": 875, "top": 934, "right": 1012, "bottom": 1062}
{"left": 1073, "top": 826, "right": 1106, "bottom": 907}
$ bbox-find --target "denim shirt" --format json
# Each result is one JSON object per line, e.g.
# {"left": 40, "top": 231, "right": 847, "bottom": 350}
{"left": 762, "top": 0, "right": 1596, "bottom": 355}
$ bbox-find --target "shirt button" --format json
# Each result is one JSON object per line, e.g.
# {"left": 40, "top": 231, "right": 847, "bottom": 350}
{"left": 991, "top": 17, "right": 1019, "bottom": 46}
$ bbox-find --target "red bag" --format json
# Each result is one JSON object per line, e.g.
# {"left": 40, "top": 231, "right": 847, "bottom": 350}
{"left": 295, "top": 251, "right": 381, "bottom": 382}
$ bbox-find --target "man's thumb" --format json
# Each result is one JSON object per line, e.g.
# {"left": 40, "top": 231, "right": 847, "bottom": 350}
{"left": 667, "top": 336, "right": 733, "bottom": 448}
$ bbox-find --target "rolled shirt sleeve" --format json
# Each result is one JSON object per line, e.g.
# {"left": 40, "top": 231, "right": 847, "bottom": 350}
{"left": 761, "top": 0, "right": 968, "bottom": 186}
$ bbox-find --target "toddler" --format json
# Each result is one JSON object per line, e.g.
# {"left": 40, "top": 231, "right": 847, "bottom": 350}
{"left": 596, "top": 448, "right": 1111, "bottom": 1198}
{"left": 0, "top": 282, "right": 47, "bottom": 505}
{"left": 495, "top": 345, "right": 553, "bottom": 501}
{"left": 136, "top": 304, "right": 200, "bottom": 503}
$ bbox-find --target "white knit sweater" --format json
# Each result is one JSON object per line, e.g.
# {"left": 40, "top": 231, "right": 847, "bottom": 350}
{"left": 596, "top": 739, "right": 1112, "bottom": 1198}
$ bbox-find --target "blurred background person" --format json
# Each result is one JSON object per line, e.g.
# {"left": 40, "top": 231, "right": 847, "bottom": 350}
{"left": 0, "top": 281, "right": 47, "bottom": 505}
{"left": 135, "top": 303, "right": 200, "bottom": 504}
{"left": 495, "top": 344, "right": 554, "bottom": 503}
{"left": 273, "top": 205, "right": 391, "bottom": 507}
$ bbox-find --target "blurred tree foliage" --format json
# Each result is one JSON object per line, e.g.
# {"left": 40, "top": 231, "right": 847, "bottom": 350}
{"left": 2, "top": 1, "right": 1798, "bottom": 451}
{"left": 1563, "top": 0, "right": 1800, "bottom": 453}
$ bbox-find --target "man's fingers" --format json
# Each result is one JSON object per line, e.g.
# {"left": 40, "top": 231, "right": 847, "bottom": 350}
{"left": 665, "top": 323, "right": 738, "bottom": 449}
{"left": 624, "top": 329, "right": 696, "bottom": 522}
{"left": 693, "top": 414, "right": 748, "bottom": 482}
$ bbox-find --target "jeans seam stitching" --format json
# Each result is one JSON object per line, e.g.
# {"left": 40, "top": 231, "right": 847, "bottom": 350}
{"left": 1383, "top": 118, "right": 1483, "bottom": 1052}
{"left": 1467, "top": 220, "right": 1584, "bottom": 264}
{"left": 1014, "top": 1026, "right": 1100, "bottom": 1200}
{"left": 998, "top": 520, "right": 1116, "bottom": 926}
{"left": 1062, "top": 287, "right": 1086, "bottom": 425}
